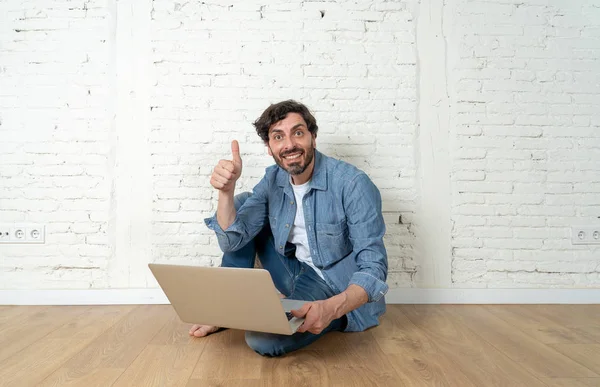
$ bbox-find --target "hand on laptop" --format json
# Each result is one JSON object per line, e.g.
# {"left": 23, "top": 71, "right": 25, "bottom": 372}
{"left": 291, "top": 300, "right": 337, "bottom": 335}
{"left": 189, "top": 324, "right": 220, "bottom": 337}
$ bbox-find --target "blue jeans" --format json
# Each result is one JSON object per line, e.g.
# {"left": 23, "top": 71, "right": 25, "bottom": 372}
{"left": 220, "top": 192, "right": 347, "bottom": 357}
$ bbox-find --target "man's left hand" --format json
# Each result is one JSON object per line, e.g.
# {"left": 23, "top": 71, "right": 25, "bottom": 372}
{"left": 291, "top": 300, "right": 338, "bottom": 334}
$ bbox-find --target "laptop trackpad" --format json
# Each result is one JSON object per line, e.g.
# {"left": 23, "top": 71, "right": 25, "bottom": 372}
{"left": 281, "top": 299, "right": 309, "bottom": 312}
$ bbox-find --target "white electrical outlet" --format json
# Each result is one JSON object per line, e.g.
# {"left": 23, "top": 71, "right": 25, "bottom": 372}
{"left": 0, "top": 227, "right": 10, "bottom": 243}
{"left": 26, "top": 225, "right": 45, "bottom": 243}
{"left": 0, "top": 224, "right": 45, "bottom": 244}
{"left": 572, "top": 225, "right": 600, "bottom": 245}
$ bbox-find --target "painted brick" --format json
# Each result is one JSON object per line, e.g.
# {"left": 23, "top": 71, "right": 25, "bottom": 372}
{"left": 1, "top": 0, "right": 598, "bottom": 291}
{"left": 449, "top": 0, "right": 600, "bottom": 287}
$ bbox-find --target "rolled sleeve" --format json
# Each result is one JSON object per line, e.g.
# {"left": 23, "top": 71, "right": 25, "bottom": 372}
{"left": 204, "top": 214, "right": 246, "bottom": 252}
{"left": 204, "top": 179, "right": 269, "bottom": 253}
{"left": 349, "top": 271, "right": 389, "bottom": 302}
{"left": 344, "top": 173, "right": 389, "bottom": 303}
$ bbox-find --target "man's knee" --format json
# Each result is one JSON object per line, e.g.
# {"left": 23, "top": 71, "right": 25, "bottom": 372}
{"left": 244, "top": 331, "right": 286, "bottom": 357}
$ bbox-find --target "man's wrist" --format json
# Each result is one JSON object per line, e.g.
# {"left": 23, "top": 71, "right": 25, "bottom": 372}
{"left": 327, "top": 284, "right": 369, "bottom": 320}
{"left": 216, "top": 189, "right": 236, "bottom": 230}
{"left": 326, "top": 292, "right": 348, "bottom": 320}
{"left": 218, "top": 189, "right": 235, "bottom": 199}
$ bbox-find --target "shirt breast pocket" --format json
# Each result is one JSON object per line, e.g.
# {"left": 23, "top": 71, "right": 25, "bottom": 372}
{"left": 315, "top": 220, "right": 352, "bottom": 266}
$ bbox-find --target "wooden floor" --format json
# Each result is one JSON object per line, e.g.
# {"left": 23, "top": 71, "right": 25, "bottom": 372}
{"left": 1, "top": 305, "right": 599, "bottom": 387}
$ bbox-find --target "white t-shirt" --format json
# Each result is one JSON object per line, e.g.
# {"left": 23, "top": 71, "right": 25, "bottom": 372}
{"left": 288, "top": 180, "right": 325, "bottom": 280}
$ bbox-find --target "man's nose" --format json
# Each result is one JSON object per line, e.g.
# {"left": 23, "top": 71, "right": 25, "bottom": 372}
{"left": 282, "top": 136, "right": 295, "bottom": 150}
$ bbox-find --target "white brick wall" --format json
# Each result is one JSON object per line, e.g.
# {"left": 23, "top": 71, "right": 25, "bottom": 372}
{"left": 148, "top": 0, "right": 418, "bottom": 286}
{"left": 0, "top": 0, "right": 112, "bottom": 288}
{"left": 0, "top": 0, "right": 598, "bottom": 291}
{"left": 450, "top": 0, "right": 600, "bottom": 287}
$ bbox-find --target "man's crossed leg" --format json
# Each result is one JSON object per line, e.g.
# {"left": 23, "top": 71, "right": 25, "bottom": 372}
{"left": 189, "top": 193, "right": 346, "bottom": 356}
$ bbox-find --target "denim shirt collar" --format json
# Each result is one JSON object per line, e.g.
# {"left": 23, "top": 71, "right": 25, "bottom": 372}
{"left": 275, "top": 149, "right": 327, "bottom": 193}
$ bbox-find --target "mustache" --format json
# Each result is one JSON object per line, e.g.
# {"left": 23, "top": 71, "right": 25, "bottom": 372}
{"left": 280, "top": 148, "right": 303, "bottom": 157}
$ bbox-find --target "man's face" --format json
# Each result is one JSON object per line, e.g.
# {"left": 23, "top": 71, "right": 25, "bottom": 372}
{"left": 267, "top": 113, "right": 316, "bottom": 181}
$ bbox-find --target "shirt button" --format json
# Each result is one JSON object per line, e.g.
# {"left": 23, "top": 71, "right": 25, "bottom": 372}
{"left": 285, "top": 224, "right": 289, "bottom": 228}
{"left": 279, "top": 245, "right": 283, "bottom": 250}
{"left": 290, "top": 201, "right": 294, "bottom": 205}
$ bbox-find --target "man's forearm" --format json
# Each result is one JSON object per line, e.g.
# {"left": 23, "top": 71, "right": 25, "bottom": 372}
{"left": 216, "top": 190, "right": 236, "bottom": 230}
{"left": 327, "top": 284, "right": 369, "bottom": 319}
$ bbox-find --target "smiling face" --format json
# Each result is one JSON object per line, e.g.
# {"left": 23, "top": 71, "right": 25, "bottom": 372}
{"left": 267, "top": 112, "right": 316, "bottom": 185}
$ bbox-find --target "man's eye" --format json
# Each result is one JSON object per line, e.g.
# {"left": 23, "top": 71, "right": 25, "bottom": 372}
{"left": 295, "top": 130, "right": 303, "bottom": 136}
{"left": 274, "top": 135, "right": 282, "bottom": 140}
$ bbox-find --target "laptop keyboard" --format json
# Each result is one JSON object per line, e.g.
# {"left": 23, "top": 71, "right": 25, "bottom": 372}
{"left": 286, "top": 312, "right": 294, "bottom": 321}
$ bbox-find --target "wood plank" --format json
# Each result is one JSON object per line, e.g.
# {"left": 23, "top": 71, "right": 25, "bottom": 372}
{"left": 0, "top": 306, "right": 91, "bottom": 363}
{"left": 532, "top": 305, "right": 600, "bottom": 344}
{"left": 262, "top": 350, "right": 330, "bottom": 387}
{"left": 0, "top": 305, "right": 50, "bottom": 328}
{"left": 189, "top": 328, "right": 399, "bottom": 386}
{"left": 63, "top": 305, "right": 172, "bottom": 368}
{"left": 372, "top": 305, "right": 476, "bottom": 386}
{"left": 541, "top": 378, "right": 600, "bottom": 387}
{"left": 190, "top": 329, "right": 263, "bottom": 381}
{"left": 0, "top": 305, "right": 132, "bottom": 387}
{"left": 321, "top": 329, "right": 412, "bottom": 386}
{"left": 549, "top": 344, "right": 600, "bottom": 374}
{"left": 113, "top": 345, "right": 204, "bottom": 387}
{"left": 46, "top": 305, "right": 134, "bottom": 340}
{"left": 448, "top": 305, "right": 598, "bottom": 378}
{"left": 112, "top": 308, "right": 208, "bottom": 387}
{"left": 150, "top": 307, "right": 200, "bottom": 345}
{"left": 38, "top": 305, "right": 172, "bottom": 386}
{"left": 186, "top": 380, "right": 266, "bottom": 387}
{"left": 485, "top": 305, "right": 597, "bottom": 344}
{"left": 400, "top": 305, "right": 549, "bottom": 386}
{"left": 235, "top": 329, "right": 401, "bottom": 387}
{"left": 3, "top": 305, "right": 600, "bottom": 387}
{"left": 40, "top": 368, "right": 125, "bottom": 387}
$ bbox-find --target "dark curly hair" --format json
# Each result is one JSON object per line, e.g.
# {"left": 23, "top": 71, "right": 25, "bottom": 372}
{"left": 253, "top": 100, "right": 318, "bottom": 143}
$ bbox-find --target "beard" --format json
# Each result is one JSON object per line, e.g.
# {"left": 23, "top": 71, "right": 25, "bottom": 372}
{"left": 272, "top": 144, "right": 315, "bottom": 176}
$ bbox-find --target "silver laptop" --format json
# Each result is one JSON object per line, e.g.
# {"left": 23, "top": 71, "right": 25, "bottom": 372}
{"left": 148, "top": 263, "right": 307, "bottom": 335}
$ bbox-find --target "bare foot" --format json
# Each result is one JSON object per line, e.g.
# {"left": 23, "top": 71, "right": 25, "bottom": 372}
{"left": 189, "top": 324, "right": 219, "bottom": 337}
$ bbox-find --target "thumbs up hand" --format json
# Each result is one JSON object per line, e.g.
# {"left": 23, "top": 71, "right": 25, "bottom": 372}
{"left": 210, "top": 140, "right": 243, "bottom": 193}
{"left": 230, "top": 139, "right": 243, "bottom": 173}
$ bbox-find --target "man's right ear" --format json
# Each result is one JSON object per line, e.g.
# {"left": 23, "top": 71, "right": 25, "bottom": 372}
{"left": 267, "top": 145, "right": 273, "bottom": 156}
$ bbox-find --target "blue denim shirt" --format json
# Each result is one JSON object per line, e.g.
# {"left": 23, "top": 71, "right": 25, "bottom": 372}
{"left": 205, "top": 150, "right": 388, "bottom": 332}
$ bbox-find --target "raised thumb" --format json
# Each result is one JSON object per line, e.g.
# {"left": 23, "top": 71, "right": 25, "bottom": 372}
{"left": 231, "top": 140, "right": 242, "bottom": 165}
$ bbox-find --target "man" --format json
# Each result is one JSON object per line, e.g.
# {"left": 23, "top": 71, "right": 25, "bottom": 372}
{"left": 190, "top": 100, "right": 388, "bottom": 357}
